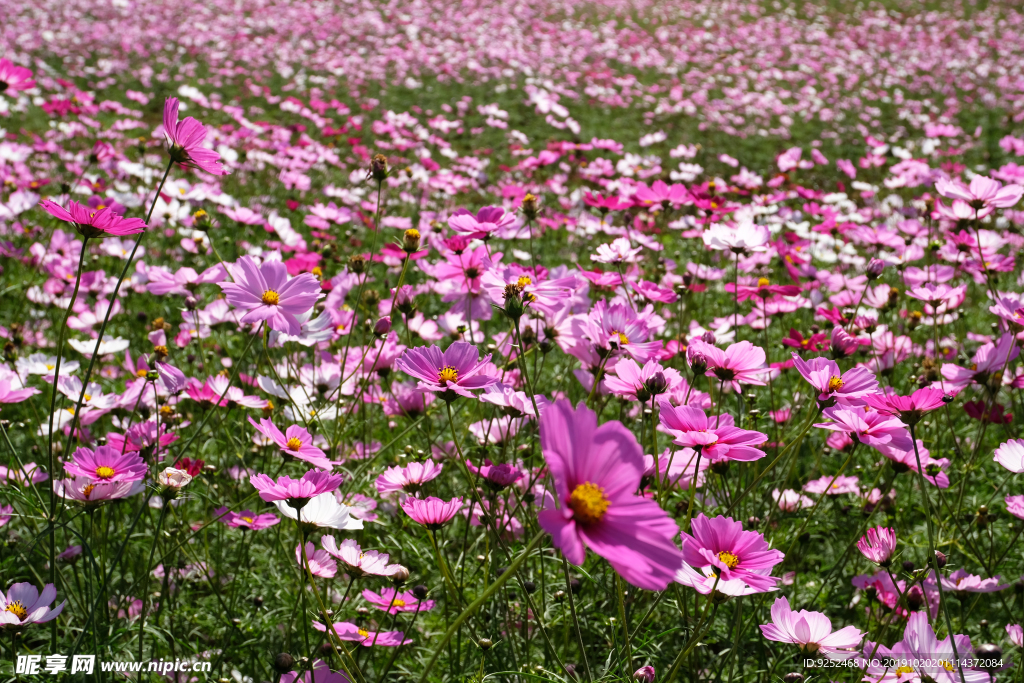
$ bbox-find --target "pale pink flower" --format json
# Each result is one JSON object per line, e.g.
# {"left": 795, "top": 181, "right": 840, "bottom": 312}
{"left": 759, "top": 596, "right": 863, "bottom": 660}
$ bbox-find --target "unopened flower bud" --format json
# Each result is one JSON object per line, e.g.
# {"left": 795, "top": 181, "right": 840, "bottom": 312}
{"left": 273, "top": 654, "right": 295, "bottom": 674}
{"left": 390, "top": 566, "right": 410, "bottom": 584}
{"left": 370, "top": 154, "right": 389, "bottom": 182}
{"left": 348, "top": 254, "right": 366, "bottom": 274}
{"left": 645, "top": 371, "right": 669, "bottom": 397}
{"left": 159, "top": 467, "right": 193, "bottom": 491}
{"left": 521, "top": 193, "right": 540, "bottom": 221}
{"left": 373, "top": 316, "right": 392, "bottom": 337}
{"left": 689, "top": 352, "right": 708, "bottom": 377}
{"left": 184, "top": 295, "right": 198, "bottom": 311}
{"left": 402, "top": 228, "right": 421, "bottom": 253}
{"left": 934, "top": 550, "right": 947, "bottom": 568}
{"left": 866, "top": 258, "right": 886, "bottom": 280}
{"left": 633, "top": 666, "right": 655, "bottom": 683}
{"left": 906, "top": 585, "right": 925, "bottom": 611}
{"left": 782, "top": 674, "right": 803, "bottom": 683}
{"left": 478, "top": 638, "right": 493, "bottom": 650}
{"left": 701, "top": 330, "right": 716, "bottom": 345}
{"left": 412, "top": 585, "right": 428, "bottom": 600}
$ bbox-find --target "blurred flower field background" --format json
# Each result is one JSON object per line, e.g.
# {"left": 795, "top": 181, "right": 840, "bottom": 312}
{"left": 2, "top": 0, "right": 1024, "bottom": 682}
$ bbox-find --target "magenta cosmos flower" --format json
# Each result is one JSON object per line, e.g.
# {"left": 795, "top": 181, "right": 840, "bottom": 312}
{"left": 219, "top": 256, "right": 323, "bottom": 335}
{"left": 214, "top": 507, "right": 280, "bottom": 531}
{"left": 282, "top": 660, "right": 351, "bottom": 683}
{"left": 296, "top": 542, "right": 337, "bottom": 579}
{"left": 938, "top": 568, "right": 1009, "bottom": 593}
{"left": 791, "top": 354, "right": 878, "bottom": 407}
{"left": 658, "top": 402, "right": 768, "bottom": 463}
{"left": 447, "top": 206, "right": 517, "bottom": 239}
{"left": 467, "top": 459, "right": 524, "bottom": 490}
{"left": 395, "top": 341, "right": 499, "bottom": 401}
{"left": 857, "top": 526, "right": 896, "bottom": 566}
{"left": 679, "top": 514, "right": 784, "bottom": 594}
{"left": 39, "top": 199, "right": 146, "bottom": 239}
{"left": 0, "top": 59, "right": 35, "bottom": 93}
{"left": 163, "top": 97, "right": 228, "bottom": 175}
{"left": 537, "top": 399, "right": 684, "bottom": 591}
{"left": 250, "top": 471, "right": 343, "bottom": 509}
{"left": 759, "top": 596, "right": 863, "bottom": 660}
{"left": 605, "top": 358, "right": 681, "bottom": 402}
{"left": 54, "top": 477, "right": 145, "bottom": 506}
{"left": 815, "top": 406, "right": 912, "bottom": 455}
{"left": 362, "top": 588, "right": 434, "bottom": 614}
{"left": 400, "top": 496, "right": 462, "bottom": 530}
{"left": 248, "top": 417, "right": 332, "bottom": 470}
{"left": 0, "top": 583, "right": 64, "bottom": 629}
{"left": 63, "top": 446, "right": 147, "bottom": 483}
{"left": 688, "top": 339, "right": 768, "bottom": 391}
{"left": 862, "top": 387, "right": 947, "bottom": 425}
{"left": 862, "top": 612, "right": 986, "bottom": 683}
{"left": 313, "top": 621, "right": 410, "bottom": 647}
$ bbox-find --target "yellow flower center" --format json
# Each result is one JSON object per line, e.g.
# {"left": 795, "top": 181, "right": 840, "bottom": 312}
{"left": 82, "top": 484, "right": 97, "bottom": 498}
{"left": 312, "top": 266, "right": 322, "bottom": 278}
{"left": 261, "top": 290, "right": 280, "bottom": 305}
{"left": 827, "top": 376, "right": 844, "bottom": 392}
{"left": 357, "top": 628, "right": 370, "bottom": 638}
{"left": 95, "top": 466, "right": 116, "bottom": 480}
{"left": 136, "top": 368, "right": 148, "bottom": 377}
{"left": 568, "top": 482, "right": 610, "bottom": 524}
{"left": 393, "top": 599, "right": 406, "bottom": 607}
{"left": 516, "top": 275, "right": 532, "bottom": 288}
{"left": 616, "top": 332, "right": 629, "bottom": 346}
{"left": 717, "top": 551, "right": 740, "bottom": 569}
{"left": 757, "top": 277, "right": 770, "bottom": 287}
{"left": 405, "top": 228, "right": 420, "bottom": 240}
{"left": 895, "top": 666, "right": 915, "bottom": 676}
{"left": 286, "top": 437, "right": 303, "bottom": 450}
{"left": 83, "top": 394, "right": 92, "bottom": 402}
{"left": 941, "top": 661, "right": 954, "bottom": 672}
{"left": 4, "top": 601, "right": 27, "bottom": 620}
{"left": 438, "top": 367, "right": 459, "bottom": 384}
{"left": 46, "top": 364, "right": 55, "bottom": 370}
{"left": 241, "top": 516, "right": 254, "bottom": 525}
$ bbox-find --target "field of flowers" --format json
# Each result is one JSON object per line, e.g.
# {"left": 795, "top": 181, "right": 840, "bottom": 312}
{"left": 3, "top": 0, "right": 1024, "bottom": 681}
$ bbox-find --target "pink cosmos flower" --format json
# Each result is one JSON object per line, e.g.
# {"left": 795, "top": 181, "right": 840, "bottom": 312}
{"left": 447, "top": 206, "right": 517, "bottom": 240}
{"left": 0, "top": 59, "right": 35, "bottom": 92}
{"left": 791, "top": 354, "right": 878, "bottom": 406}
{"left": 937, "top": 568, "right": 1009, "bottom": 593}
{"left": 320, "top": 537, "right": 403, "bottom": 578}
{"left": 605, "top": 358, "right": 681, "bottom": 402}
{"left": 592, "top": 237, "right": 643, "bottom": 264}
{"left": 395, "top": 341, "right": 499, "bottom": 401}
{"left": 162, "top": 97, "right": 228, "bottom": 175}
{"left": 815, "top": 407, "right": 912, "bottom": 455}
{"left": 63, "top": 446, "right": 148, "bottom": 483}
{"left": 994, "top": 439, "right": 1024, "bottom": 473}
{"left": 54, "top": 477, "right": 145, "bottom": 505}
{"left": 249, "top": 471, "right": 343, "bottom": 509}
{"left": 935, "top": 175, "right": 1023, "bottom": 210}
{"left": 214, "top": 508, "right": 280, "bottom": 531}
{"left": 282, "top": 660, "right": 352, "bottom": 683}
{"left": 658, "top": 402, "right": 768, "bottom": 463}
{"left": 400, "top": 496, "right": 463, "bottom": 530}
{"left": 362, "top": 588, "right": 434, "bottom": 614}
{"left": 0, "top": 377, "right": 38, "bottom": 404}
{"left": 940, "top": 333, "right": 1019, "bottom": 391}
{"left": 219, "top": 256, "right": 323, "bottom": 336}
{"left": 857, "top": 527, "right": 896, "bottom": 566}
{"left": 39, "top": 199, "right": 147, "bottom": 239}
{"left": 296, "top": 542, "right": 337, "bottom": 578}
{"left": 1007, "top": 495, "right": 1024, "bottom": 520}
{"left": 884, "top": 440, "right": 951, "bottom": 488}
{"left": 314, "top": 621, "right": 411, "bottom": 647}
{"left": 376, "top": 461, "right": 444, "bottom": 496}
{"left": 759, "top": 596, "right": 863, "bottom": 660}
{"left": 248, "top": 417, "right": 332, "bottom": 470}
{"left": 803, "top": 474, "right": 860, "bottom": 496}
{"left": 467, "top": 459, "right": 524, "bottom": 489}
{"left": 772, "top": 488, "right": 813, "bottom": 511}
{"left": 862, "top": 612, "right": 987, "bottom": 683}
{"left": 702, "top": 223, "right": 770, "bottom": 253}
{"left": 634, "top": 180, "right": 689, "bottom": 208}
{"left": 862, "top": 387, "right": 947, "bottom": 425}
{"left": 689, "top": 339, "right": 768, "bottom": 392}
{"left": 537, "top": 399, "right": 685, "bottom": 591}
{"left": 679, "top": 514, "right": 784, "bottom": 594}
{"left": 1007, "top": 624, "right": 1023, "bottom": 648}
{"left": 0, "top": 583, "right": 65, "bottom": 629}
